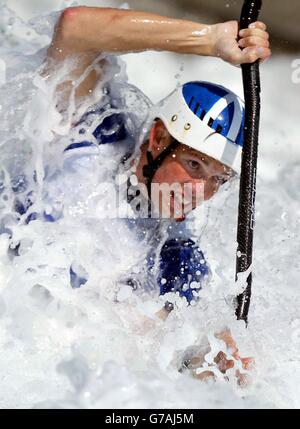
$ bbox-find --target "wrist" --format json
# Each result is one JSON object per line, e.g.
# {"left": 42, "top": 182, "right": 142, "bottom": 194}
{"left": 182, "top": 23, "right": 217, "bottom": 57}
{"left": 206, "top": 24, "right": 218, "bottom": 57}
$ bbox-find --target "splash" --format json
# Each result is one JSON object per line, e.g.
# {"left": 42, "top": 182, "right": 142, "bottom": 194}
{"left": 0, "top": 3, "right": 300, "bottom": 409}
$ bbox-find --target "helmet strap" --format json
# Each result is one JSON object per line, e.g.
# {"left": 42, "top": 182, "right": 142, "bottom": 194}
{"left": 142, "top": 139, "right": 180, "bottom": 217}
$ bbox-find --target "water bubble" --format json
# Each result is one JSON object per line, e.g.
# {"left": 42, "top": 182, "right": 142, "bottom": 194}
{"left": 57, "top": 357, "right": 90, "bottom": 392}
{"left": 190, "top": 281, "right": 200, "bottom": 289}
{"left": 0, "top": 59, "right": 6, "bottom": 86}
{"left": 0, "top": 297, "right": 6, "bottom": 318}
{"left": 0, "top": 2, "right": 299, "bottom": 410}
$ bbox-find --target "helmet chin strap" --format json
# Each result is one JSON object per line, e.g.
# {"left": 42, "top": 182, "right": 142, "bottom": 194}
{"left": 142, "top": 139, "right": 180, "bottom": 218}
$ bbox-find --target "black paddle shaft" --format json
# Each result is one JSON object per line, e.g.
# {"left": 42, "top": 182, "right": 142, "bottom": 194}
{"left": 235, "top": 0, "right": 262, "bottom": 324}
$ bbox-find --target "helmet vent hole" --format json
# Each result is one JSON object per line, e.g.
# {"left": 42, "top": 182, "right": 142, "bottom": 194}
{"left": 193, "top": 102, "right": 200, "bottom": 115}
{"left": 188, "top": 97, "right": 195, "bottom": 108}
{"left": 184, "top": 123, "right": 191, "bottom": 131}
{"left": 200, "top": 110, "right": 206, "bottom": 120}
{"left": 208, "top": 117, "right": 214, "bottom": 128}
{"left": 171, "top": 115, "right": 178, "bottom": 122}
{"left": 216, "top": 124, "right": 223, "bottom": 134}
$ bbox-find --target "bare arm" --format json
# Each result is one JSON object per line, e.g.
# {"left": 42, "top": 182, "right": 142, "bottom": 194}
{"left": 47, "top": 6, "right": 271, "bottom": 100}
{"left": 47, "top": 6, "right": 215, "bottom": 100}
{"left": 48, "top": 7, "right": 216, "bottom": 59}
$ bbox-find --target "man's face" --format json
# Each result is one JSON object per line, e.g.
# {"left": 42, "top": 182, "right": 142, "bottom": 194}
{"left": 141, "top": 120, "right": 235, "bottom": 220}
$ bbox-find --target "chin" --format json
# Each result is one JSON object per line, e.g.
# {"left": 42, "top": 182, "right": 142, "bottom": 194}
{"left": 175, "top": 215, "right": 186, "bottom": 222}
{"left": 172, "top": 206, "right": 194, "bottom": 222}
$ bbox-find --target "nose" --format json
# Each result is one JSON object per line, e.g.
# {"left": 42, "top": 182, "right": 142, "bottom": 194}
{"left": 190, "top": 178, "right": 218, "bottom": 203}
{"left": 181, "top": 179, "right": 206, "bottom": 210}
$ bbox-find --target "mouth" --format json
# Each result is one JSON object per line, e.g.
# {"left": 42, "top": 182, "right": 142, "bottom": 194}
{"left": 169, "top": 192, "right": 195, "bottom": 220}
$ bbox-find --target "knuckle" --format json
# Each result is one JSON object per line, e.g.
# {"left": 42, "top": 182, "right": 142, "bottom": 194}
{"left": 248, "top": 51, "right": 257, "bottom": 62}
{"left": 232, "top": 52, "right": 242, "bottom": 65}
{"left": 258, "top": 29, "right": 269, "bottom": 40}
{"left": 256, "top": 21, "right": 267, "bottom": 30}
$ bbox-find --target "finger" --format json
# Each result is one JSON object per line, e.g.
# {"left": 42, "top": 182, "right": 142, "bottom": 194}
{"left": 235, "top": 370, "right": 251, "bottom": 388}
{"left": 259, "top": 53, "right": 271, "bottom": 65}
{"left": 238, "top": 46, "right": 271, "bottom": 64}
{"left": 214, "top": 351, "right": 226, "bottom": 364}
{"left": 241, "top": 357, "right": 256, "bottom": 371}
{"left": 193, "top": 370, "right": 216, "bottom": 382}
{"left": 214, "top": 352, "right": 234, "bottom": 373}
{"left": 249, "top": 21, "right": 267, "bottom": 31}
{"left": 239, "top": 28, "right": 269, "bottom": 40}
{"left": 239, "top": 36, "right": 270, "bottom": 49}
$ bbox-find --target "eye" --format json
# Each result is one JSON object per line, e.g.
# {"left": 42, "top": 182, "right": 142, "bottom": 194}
{"left": 187, "top": 160, "right": 200, "bottom": 170}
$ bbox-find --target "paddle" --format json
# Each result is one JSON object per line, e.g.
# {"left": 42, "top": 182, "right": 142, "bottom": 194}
{"left": 235, "top": 0, "right": 263, "bottom": 324}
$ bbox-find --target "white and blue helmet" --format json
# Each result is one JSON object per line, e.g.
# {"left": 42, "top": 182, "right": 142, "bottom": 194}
{"left": 155, "top": 81, "right": 245, "bottom": 173}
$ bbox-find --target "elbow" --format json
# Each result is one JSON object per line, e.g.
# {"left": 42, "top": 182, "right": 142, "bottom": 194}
{"left": 58, "top": 6, "right": 85, "bottom": 41}
{"left": 58, "top": 6, "right": 119, "bottom": 39}
{"left": 61, "top": 5, "right": 89, "bottom": 21}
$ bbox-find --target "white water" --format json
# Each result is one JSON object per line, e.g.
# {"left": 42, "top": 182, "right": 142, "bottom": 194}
{"left": 1, "top": 1, "right": 300, "bottom": 409}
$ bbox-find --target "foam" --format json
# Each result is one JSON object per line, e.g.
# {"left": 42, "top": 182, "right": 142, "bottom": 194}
{"left": 0, "top": 3, "right": 300, "bottom": 409}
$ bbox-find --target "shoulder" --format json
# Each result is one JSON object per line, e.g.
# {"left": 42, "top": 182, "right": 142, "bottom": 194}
{"left": 66, "top": 80, "right": 151, "bottom": 148}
